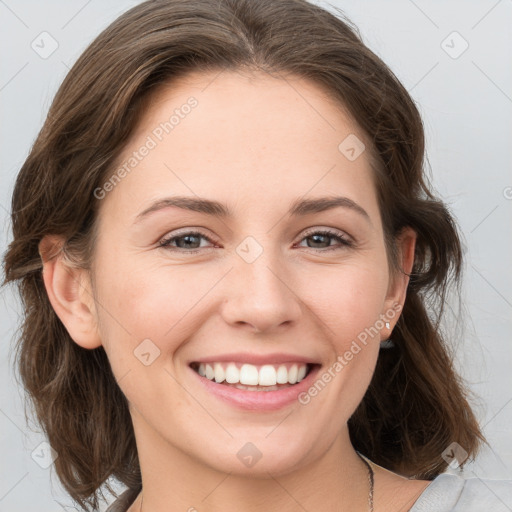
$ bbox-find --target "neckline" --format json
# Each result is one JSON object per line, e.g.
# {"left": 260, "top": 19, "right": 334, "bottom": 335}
{"left": 408, "top": 473, "right": 465, "bottom": 511}
{"left": 111, "top": 471, "right": 464, "bottom": 512}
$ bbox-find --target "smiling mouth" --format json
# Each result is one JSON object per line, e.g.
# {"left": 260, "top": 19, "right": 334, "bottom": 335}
{"left": 189, "top": 361, "right": 316, "bottom": 391}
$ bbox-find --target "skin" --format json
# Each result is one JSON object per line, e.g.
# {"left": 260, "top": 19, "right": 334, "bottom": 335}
{"left": 40, "top": 69, "right": 431, "bottom": 511}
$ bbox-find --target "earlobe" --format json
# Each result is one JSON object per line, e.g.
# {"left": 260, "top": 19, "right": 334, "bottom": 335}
{"left": 39, "top": 235, "right": 102, "bottom": 350}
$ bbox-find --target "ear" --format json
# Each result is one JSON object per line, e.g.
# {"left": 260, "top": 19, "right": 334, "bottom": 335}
{"left": 39, "top": 235, "right": 102, "bottom": 349}
{"left": 382, "top": 226, "right": 417, "bottom": 336}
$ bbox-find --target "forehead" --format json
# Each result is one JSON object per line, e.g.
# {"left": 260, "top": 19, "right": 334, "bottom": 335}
{"left": 99, "top": 69, "right": 379, "bottom": 224}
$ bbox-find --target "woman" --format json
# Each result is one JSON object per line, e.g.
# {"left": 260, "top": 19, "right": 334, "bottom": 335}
{"left": 3, "top": 0, "right": 511, "bottom": 511}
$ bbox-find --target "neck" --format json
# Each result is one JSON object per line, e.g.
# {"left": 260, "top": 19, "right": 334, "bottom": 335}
{"left": 131, "top": 412, "right": 371, "bottom": 512}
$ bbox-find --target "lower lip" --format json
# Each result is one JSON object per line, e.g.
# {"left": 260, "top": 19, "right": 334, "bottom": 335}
{"left": 189, "top": 364, "right": 322, "bottom": 411}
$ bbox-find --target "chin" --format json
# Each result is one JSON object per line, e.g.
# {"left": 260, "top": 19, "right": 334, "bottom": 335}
{"left": 191, "top": 434, "right": 315, "bottom": 478}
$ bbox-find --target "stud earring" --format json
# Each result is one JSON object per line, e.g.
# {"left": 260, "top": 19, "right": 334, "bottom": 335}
{"left": 385, "top": 322, "right": 390, "bottom": 329}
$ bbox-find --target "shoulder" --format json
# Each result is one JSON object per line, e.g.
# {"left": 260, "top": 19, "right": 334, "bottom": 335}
{"left": 410, "top": 472, "right": 512, "bottom": 512}
{"left": 105, "top": 487, "right": 139, "bottom": 512}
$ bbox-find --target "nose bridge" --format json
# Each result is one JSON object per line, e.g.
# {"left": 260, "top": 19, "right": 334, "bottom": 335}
{"left": 220, "top": 236, "right": 302, "bottom": 332}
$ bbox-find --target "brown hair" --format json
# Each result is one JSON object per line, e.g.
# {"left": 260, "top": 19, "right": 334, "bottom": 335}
{"left": 2, "top": 0, "right": 485, "bottom": 509}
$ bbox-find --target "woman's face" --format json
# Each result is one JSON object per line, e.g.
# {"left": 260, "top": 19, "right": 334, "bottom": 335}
{"left": 86, "top": 70, "right": 414, "bottom": 476}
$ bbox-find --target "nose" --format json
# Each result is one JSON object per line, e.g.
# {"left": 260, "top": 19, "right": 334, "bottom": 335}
{"left": 220, "top": 250, "right": 302, "bottom": 334}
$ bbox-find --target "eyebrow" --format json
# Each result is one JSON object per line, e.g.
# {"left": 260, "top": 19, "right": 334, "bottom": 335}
{"left": 134, "top": 195, "right": 372, "bottom": 225}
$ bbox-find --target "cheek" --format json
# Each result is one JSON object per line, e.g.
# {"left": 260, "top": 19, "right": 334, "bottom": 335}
{"left": 94, "top": 254, "right": 213, "bottom": 356}
{"left": 92, "top": 257, "right": 204, "bottom": 410}
{"left": 297, "top": 258, "right": 389, "bottom": 341}
{"left": 301, "top": 265, "right": 386, "bottom": 413}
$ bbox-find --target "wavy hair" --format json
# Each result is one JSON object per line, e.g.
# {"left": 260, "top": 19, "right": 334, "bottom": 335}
{"left": 3, "top": 0, "right": 485, "bottom": 509}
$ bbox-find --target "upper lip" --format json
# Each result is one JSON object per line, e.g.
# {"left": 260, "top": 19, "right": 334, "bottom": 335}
{"left": 189, "top": 352, "right": 321, "bottom": 366}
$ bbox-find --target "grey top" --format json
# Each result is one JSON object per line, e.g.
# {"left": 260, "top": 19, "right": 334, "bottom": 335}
{"left": 409, "top": 473, "right": 512, "bottom": 511}
{"left": 105, "top": 473, "right": 512, "bottom": 511}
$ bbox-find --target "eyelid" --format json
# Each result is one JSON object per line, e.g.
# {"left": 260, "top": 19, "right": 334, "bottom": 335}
{"left": 300, "top": 226, "right": 353, "bottom": 243}
{"left": 158, "top": 228, "right": 218, "bottom": 249}
{"left": 295, "top": 227, "right": 354, "bottom": 252}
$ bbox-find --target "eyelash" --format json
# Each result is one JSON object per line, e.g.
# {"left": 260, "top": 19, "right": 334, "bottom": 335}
{"left": 158, "top": 228, "right": 354, "bottom": 254}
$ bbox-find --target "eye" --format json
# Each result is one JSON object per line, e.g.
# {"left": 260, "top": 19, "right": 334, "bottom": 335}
{"left": 296, "top": 228, "right": 354, "bottom": 252}
{"left": 158, "top": 230, "right": 217, "bottom": 253}
{"left": 158, "top": 228, "right": 354, "bottom": 255}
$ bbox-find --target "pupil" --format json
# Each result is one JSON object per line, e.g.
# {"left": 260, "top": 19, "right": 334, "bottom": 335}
{"left": 310, "top": 234, "right": 328, "bottom": 248}
{"left": 178, "top": 235, "right": 199, "bottom": 249}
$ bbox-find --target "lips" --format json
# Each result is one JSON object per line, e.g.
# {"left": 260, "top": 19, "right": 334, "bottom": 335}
{"left": 190, "top": 352, "right": 320, "bottom": 366}
{"left": 188, "top": 356, "right": 322, "bottom": 411}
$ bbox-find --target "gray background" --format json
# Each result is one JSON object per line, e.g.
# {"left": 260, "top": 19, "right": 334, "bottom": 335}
{"left": 1, "top": 0, "right": 511, "bottom": 510}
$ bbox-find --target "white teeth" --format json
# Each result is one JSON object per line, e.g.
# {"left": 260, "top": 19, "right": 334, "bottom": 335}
{"left": 240, "top": 364, "right": 259, "bottom": 385}
{"left": 194, "top": 361, "right": 310, "bottom": 386}
{"left": 276, "top": 365, "right": 288, "bottom": 384}
{"left": 205, "top": 364, "right": 215, "bottom": 380}
{"left": 225, "top": 363, "right": 240, "bottom": 384}
{"left": 259, "top": 365, "right": 277, "bottom": 386}
{"left": 214, "top": 363, "right": 225, "bottom": 383}
{"left": 288, "top": 364, "right": 298, "bottom": 384}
